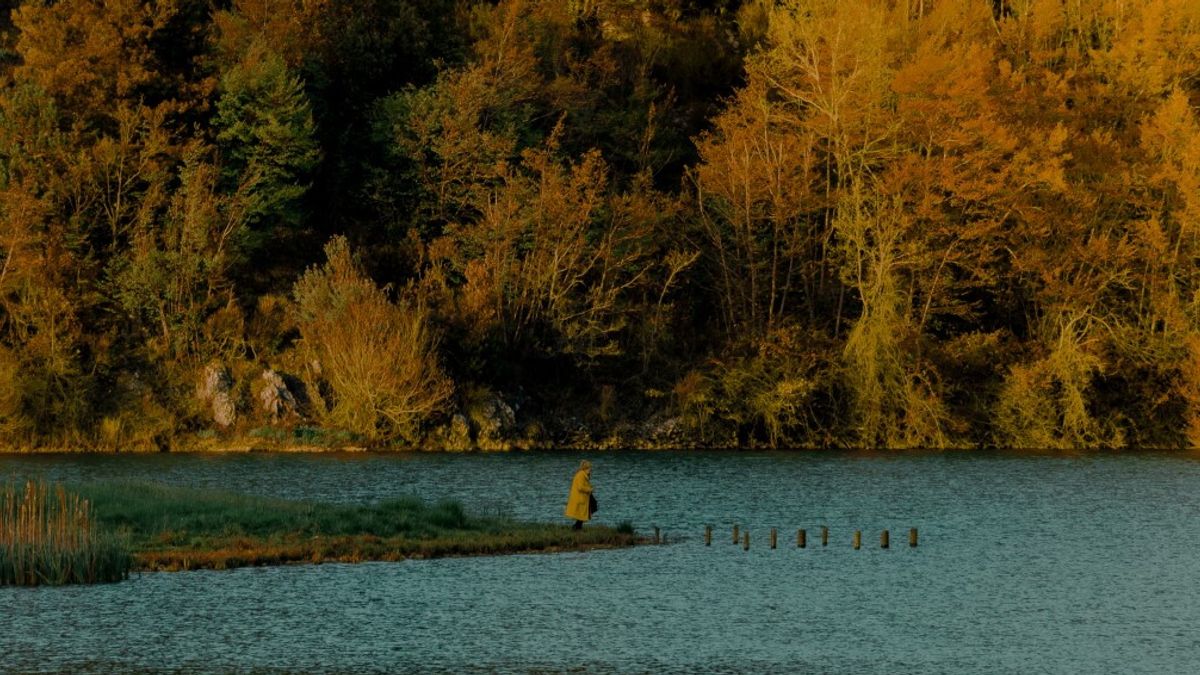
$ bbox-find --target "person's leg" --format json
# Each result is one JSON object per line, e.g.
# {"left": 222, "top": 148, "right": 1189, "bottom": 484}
{"left": 573, "top": 520, "right": 583, "bottom": 530}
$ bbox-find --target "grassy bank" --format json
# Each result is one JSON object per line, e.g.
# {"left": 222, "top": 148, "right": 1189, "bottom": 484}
{"left": 75, "top": 483, "right": 637, "bottom": 572}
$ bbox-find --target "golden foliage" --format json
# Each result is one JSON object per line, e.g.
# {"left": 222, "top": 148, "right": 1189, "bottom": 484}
{"left": 293, "top": 237, "right": 452, "bottom": 442}
{"left": 8, "top": 0, "right": 1200, "bottom": 448}
{"left": 686, "top": 0, "right": 1200, "bottom": 447}
{"left": 13, "top": 0, "right": 203, "bottom": 124}
{"left": 995, "top": 312, "right": 1123, "bottom": 449}
{"left": 0, "top": 345, "right": 24, "bottom": 439}
{"left": 427, "top": 133, "right": 665, "bottom": 361}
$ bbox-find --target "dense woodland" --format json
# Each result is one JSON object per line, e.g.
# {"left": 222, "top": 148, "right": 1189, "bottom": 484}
{"left": 2, "top": 0, "right": 1200, "bottom": 450}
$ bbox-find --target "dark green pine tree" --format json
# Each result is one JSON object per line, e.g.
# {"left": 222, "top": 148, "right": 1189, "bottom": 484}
{"left": 214, "top": 42, "right": 321, "bottom": 293}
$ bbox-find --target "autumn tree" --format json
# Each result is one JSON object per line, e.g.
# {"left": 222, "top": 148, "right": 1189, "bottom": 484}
{"left": 424, "top": 138, "right": 670, "bottom": 366}
{"left": 109, "top": 145, "right": 250, "bottom": 365}
{"left": 0, "top": 0, "right": 233, "bottom": 445}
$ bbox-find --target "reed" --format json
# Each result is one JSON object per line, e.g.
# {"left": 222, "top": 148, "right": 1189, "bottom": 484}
{"left": 0, "top": 481, "right": 131, "bottom": 586}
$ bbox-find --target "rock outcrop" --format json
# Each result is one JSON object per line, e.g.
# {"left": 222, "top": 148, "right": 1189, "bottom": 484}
{"left": 198, "top": 363, "right": 236, "bottom": 428}
{"left": 445, "top": 414, "right": 472, "bottom": 451}
{"left": 258, "top": 369, "right": 300, "bottom": 421}
{"left": 468, "top": 391, "right": 517, "bottom": 450}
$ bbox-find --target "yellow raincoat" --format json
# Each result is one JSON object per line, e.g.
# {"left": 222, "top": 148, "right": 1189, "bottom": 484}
{"left": 564, "top": 466, "right": 593, "bottom": 522}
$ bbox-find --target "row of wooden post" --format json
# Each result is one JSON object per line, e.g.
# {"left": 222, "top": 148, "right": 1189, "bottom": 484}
{"left": 703, "top": 525, "right": 917, "bottom": 550}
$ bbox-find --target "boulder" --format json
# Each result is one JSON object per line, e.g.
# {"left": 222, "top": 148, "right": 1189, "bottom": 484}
{"left": 467, "top": 391, "right": 517, "bottom": 450}
{"left": 446, "top": 414, "right": 472, "bottom": 451}
{"left": 259, "top": 369, "right": 300, "bottom": 421}
{"left": 197, "top": 363, "right": 236, "bottom": 428}
{"left": 645, "top": 415, "right": 686, "bottom": 447}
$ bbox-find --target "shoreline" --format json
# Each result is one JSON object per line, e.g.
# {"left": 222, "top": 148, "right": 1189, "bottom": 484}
{"left": 133, "top": 531, "right": 642, "bottom": 572}
{"left": 2, "top": 440, "right": 1198, "bottom": 455}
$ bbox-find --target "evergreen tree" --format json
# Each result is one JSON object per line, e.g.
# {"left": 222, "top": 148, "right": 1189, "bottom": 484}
{"left": 214, "top": 42, "right": 321, "bottom": 291}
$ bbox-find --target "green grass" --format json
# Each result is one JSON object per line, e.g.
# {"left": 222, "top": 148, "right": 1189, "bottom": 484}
{"left": 1, "top": 481, "right": 131, "bottom": 586}
{"left": 74, "top": 482, "right": 637, "bottom": 571}
{"left": 246, "top": 426, "right": 363, "bottom": 446}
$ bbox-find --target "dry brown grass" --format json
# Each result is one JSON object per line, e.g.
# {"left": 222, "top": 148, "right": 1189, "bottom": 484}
{"left": 134, "top": 529, "right": 639, "bottom": 571}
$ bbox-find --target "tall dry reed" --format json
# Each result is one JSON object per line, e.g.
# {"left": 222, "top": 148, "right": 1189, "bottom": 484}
{"left": 0, "top": 481, "right": 130, "bottom": 585}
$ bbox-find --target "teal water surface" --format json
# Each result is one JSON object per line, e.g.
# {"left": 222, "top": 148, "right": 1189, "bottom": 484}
{"left": 2, "top": 451, "right": 1199, "bottom": 673}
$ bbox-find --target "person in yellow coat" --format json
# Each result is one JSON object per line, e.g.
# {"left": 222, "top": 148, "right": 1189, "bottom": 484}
{"left": 564, "top": 460, "right": 594, "bottom": 530}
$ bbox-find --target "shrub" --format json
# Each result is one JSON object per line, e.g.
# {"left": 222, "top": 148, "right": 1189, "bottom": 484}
{"left": 671, "top": 328, "right": 830, "bottom": 448}
{"left": 994, "top": 312, "right": 1123, "bottom": 449}
{"left": 293, "top": 237, "right": 453, "bottom": 442}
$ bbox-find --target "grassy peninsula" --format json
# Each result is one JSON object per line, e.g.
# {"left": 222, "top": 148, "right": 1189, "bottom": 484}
{"left": 2, "top": 481, "right": 636, "bottom": 583}
{"left": 77, "top": 483, "right": 635, "bottom": 573}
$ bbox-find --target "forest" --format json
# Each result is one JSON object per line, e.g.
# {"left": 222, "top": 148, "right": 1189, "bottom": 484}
{"left": 1, "top": 0, "right": 1200, "bottom": 451}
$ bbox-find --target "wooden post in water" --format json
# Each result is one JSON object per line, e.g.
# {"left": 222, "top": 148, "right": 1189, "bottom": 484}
{"left": 733, "top": 524, "right": 739, "bottom": 544}
{"left": 881, "top": 530, "right": 889, "bottom": 549}
{"left": 705, "top": 525, "right": 712, "bottom": 546}
{"left": 821, "top": 526, "right": 829, "bottom": 547}
{"left": 654, "top": 526, "right": 661, "bottom": 544}
{"left": 853, "top": 530, "right": 861, "bottom": 550}
{"left": 743, "top": 531, "right": 750, "bottom": 551}
{"left": 770, "top": 528, "right": 777, "bottom": 549}
{"left": 909, "top": 528, "right": 919, "bottom": 548}
{"left": 797, "top": 528, "right": 806, "bottom": 548}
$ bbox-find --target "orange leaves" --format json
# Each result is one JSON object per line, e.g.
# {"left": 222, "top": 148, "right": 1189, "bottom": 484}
{"left": 13, "top": 0, "right": 192, "bottom": 126}
{"left": 1140, "top": 89, "right": 1200, "bottom": 238}
{"left": 684, "top": 0, "right": 1200, "bottom": 446}
{"left": 756, "top": 0, "right": 903, "bottom": 179}
{"left": 893, "top": 41, "right": 994, "bottom": 151}
{"left": 214, "top": 0, "right": 327, "bottom": 71}
{"left": 1092, "top": 0, "right": 1200, "bottom": 98}
{"left": 438, "top": 141, "right": 654, "bottom": 360}
{"left": 693, "top": 75, "right": 819, "bottom": 338}
{"left": 1141, "top": 89, "right": 1200, "bottom": 170}
{"left": 694, "top": 78, "right": 817, "bottom": 220}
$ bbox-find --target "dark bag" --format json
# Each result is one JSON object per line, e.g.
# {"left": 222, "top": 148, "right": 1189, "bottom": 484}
{"left": 588, "top": 494, "right": 598, "bottom": 515}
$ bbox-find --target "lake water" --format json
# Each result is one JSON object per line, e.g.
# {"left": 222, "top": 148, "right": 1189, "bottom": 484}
{"left": 2, "top": 451, "right": 1200, "bottom": 673}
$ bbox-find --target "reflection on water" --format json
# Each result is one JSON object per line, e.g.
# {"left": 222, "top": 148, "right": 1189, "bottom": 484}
{"left": 3, "top": 451, "right": 1200, "bottom": 673}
